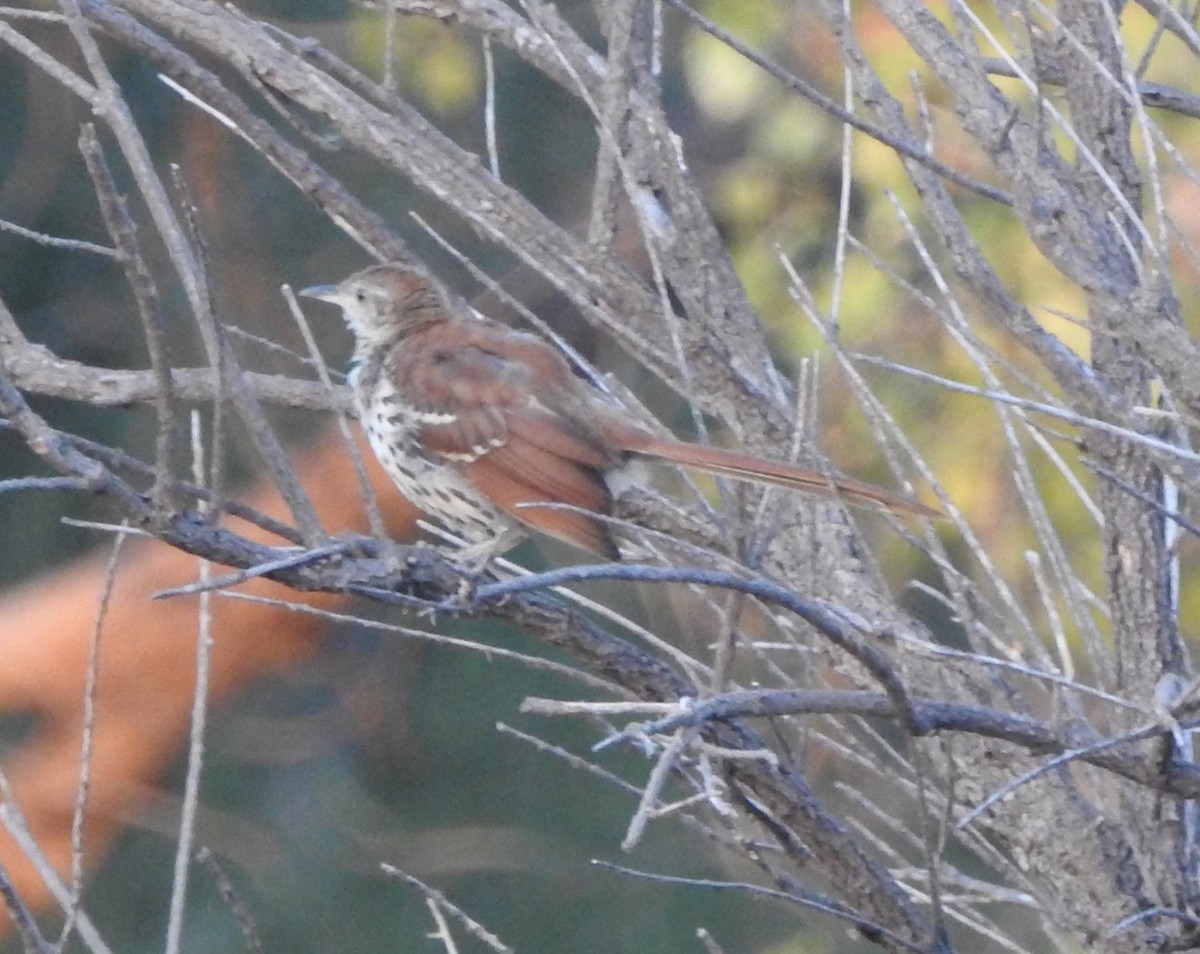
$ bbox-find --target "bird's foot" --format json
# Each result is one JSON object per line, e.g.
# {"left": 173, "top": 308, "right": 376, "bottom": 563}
{"left": 450, "top": 527, "right": 524, "bottom": 575}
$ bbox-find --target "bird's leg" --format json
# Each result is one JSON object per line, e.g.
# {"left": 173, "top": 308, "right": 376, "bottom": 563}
{"left": 439, "top": 532, "right": 514, "bottom": 606}
{"left": 450, "top": 526, "right": 526, "bottom": 576}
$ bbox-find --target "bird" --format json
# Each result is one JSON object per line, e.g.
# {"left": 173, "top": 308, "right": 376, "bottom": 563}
{"left": 301, "top": 262, "right": 938, "bottom": 561}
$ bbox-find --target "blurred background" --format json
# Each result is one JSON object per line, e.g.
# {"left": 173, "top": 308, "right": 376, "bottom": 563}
{"left": 2, "top": 1, "right": 1198, "bottom": 951}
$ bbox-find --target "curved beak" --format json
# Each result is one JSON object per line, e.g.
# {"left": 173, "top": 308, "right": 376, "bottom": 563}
{"left": 299, "top": 283, "right": 339, "bottom": 302}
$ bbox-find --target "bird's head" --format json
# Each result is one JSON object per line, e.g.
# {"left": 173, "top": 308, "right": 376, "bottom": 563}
{"left": 301, "top": 261, "right": 456, "bottom": 348}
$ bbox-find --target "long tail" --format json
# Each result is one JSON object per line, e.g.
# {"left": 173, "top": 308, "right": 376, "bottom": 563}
{"left": 621, "top": 435, "right": 941, "bottom": 519}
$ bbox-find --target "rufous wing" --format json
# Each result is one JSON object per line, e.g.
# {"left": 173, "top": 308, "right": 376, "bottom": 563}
{"left": 404, "top": 331, "right": 622, "bottom": 558}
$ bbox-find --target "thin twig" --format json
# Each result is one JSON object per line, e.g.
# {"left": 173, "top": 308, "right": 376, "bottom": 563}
{"left": 61, "top": 523, "right": 131, "bottom": 949}
{"left": 164, "top": 412, "right": 216, "bottom": 954}
{"left": 591, "top": 859, "right": 928, "bottom": 953}
{"left": 380, "top": 865, "right": 512, "bottom": 953}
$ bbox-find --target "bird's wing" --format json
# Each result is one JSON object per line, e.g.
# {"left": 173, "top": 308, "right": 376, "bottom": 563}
{"left": 394, "top": 325, "right": 619, "bottom": 557}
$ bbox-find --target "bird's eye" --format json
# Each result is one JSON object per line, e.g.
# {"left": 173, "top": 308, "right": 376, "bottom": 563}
{"left": 354, "top": 289, "right": 367, "bottom": 303}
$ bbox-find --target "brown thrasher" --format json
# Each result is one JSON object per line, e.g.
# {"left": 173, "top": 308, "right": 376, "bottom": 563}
{"left": 301, "top": 262, "right": 937, "bottom": 560}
